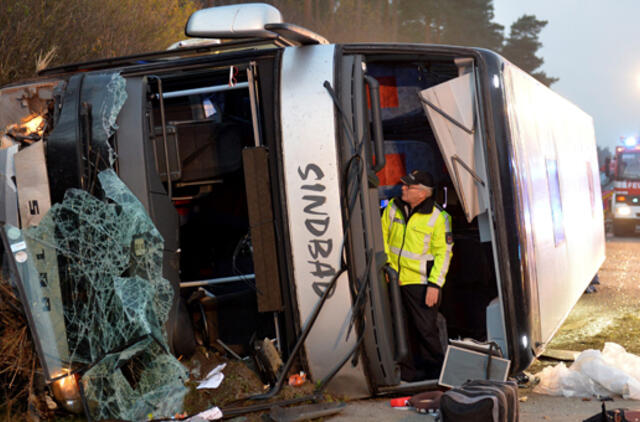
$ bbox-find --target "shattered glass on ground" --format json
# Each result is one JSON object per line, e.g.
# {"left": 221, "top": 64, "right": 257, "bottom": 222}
{"left": 9, "top": 169, "right": 186, "bottom": 420}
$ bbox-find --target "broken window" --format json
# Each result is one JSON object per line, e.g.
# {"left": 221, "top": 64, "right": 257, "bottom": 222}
{"left": 3, "top": 169, "right": 187, "bottom": 420}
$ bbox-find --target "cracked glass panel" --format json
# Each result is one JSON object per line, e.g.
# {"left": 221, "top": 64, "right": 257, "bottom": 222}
{"left": 3, "top": 169, "right": 186, "bottom": 420}
{"left": 100, "top": 73, "right": 128, "bottom": 140}
{"left": 46, "top": 72, "right": 127, "bottom": 205}
{"left": 94, "top": 73, "right": 128, "bottom": 165}
{"left": 81, "top": 338, "right": 188, "bottom": 421}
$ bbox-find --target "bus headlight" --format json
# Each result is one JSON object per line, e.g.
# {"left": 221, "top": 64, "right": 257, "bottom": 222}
{"left": 616, "top": 205, "right": 632, "bottom": 216}
{"left": 51, "top": 371, "right": 83, "bottom": 414}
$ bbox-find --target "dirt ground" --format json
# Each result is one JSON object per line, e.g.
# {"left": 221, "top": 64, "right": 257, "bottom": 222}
{"left": 541, "top": 236, "right": 640, "bottom": 355}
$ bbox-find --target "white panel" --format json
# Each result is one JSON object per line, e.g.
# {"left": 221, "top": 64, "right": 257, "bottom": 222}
{"left": 14, "top": 141, "right": 52, "bottom": 227}
{"left": 280, "top": 45, "right": 368, "bottom": 397}
{"left": 0, "top": 145, "right": 19, "bottom": 226}
{"left": 420, "top": 73, "right": 486, "bottom": 222}
{"left": 503, "top": 62, "right": 605, "bottom": 343}
{"left": 186, "top": 3, "right": 282, "bottom": 38}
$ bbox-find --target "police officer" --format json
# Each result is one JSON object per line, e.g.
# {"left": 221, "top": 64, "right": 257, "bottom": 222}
{"left": 381, "top": 170, "right": 453, "bottom": 381}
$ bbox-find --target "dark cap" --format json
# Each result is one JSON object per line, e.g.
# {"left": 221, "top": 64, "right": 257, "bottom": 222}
{"left": 400, "top": 170, "right": 434, "bottom": 188}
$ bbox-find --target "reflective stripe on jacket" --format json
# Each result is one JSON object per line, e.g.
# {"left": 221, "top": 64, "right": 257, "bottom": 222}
{"left": 381, "top": 197, "right": 453, "bottom": 287}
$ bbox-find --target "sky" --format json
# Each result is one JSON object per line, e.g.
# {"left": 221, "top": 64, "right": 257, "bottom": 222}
{"left": 492, "top": 0, "right": 640, "bottom": 151}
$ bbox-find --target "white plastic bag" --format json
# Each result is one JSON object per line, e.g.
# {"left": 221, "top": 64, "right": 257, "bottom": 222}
{"left": 533, "top": 361, "right": 609, "bottom": 398}
{"left": 571, "top": 345, "right": 640, "bottom": 399}
{"left": 602, "top": 343, "right": 640, "bottom": 381}
{"left": 533, "top": 343, "right": 640, "bottom": 400}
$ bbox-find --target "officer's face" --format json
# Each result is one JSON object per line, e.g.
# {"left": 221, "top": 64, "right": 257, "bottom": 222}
{"left": 401, "top": 184, "right": 429, "bottom": 207}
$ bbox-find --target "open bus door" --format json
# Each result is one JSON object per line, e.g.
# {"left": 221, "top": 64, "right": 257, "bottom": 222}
{"left": 334, "top": 49, "right": 507, "bottom": 392}
{"left": 334, "top": 53, "right": 407, "bottom": 392}
{"left": 336, "top": 48, "right": 515, "bottom": 392}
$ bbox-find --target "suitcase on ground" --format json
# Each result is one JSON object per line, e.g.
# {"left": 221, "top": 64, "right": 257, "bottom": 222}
{"left": 440, "top": 379, "right": 519, "bottom": 422}
{"left": 408, "top": 390, "right": 443, "bottom": 413}
{"left": 583, "top": 402, "right": 640, "bottom": 422}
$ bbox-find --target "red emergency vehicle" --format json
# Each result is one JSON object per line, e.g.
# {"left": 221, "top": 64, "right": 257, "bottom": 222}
{"left": 611, "top": 137, "right": 640, "bottom": 235}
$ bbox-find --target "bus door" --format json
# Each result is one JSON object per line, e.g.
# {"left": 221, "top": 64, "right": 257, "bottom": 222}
{"left": 341, "top": 49, "right": 508, "bottom": 387}
{"left": 335, "top": 53, "right": 409, "bottom": 391}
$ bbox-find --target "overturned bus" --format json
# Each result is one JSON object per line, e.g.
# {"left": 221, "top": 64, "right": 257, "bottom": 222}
{"left": 0, "top": 3, "right": 604, "bottom": 400}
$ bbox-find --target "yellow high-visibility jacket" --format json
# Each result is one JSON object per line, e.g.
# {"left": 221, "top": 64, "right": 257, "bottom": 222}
{"left": 381, "top": 197, "right": 453, "bottom": 287}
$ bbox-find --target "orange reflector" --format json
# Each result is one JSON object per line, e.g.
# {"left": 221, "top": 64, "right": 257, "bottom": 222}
{"left": 617, "top": 195, "right": 627, "bottom": 202}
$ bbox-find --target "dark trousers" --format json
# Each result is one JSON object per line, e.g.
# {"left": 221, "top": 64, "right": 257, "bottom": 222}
{"left": 400, "top": 284, "right": 444, "bottom": 381}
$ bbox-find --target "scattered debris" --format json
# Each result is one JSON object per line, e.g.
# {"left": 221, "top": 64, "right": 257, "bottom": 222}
{"left": 513, "top": 371, "right": 532, "bottom": 387}
{"left": 197, "top": 364, "right": 226, "bottom": 390}
{"left": 534, "top": 342, "right": 640, "bottom": 399}
{"left": 185, "top": 405, "right": 223, "bottom": 421}
{"left": 288, "top": 372, "right": 307, "bottom": 387}
{"left": 389, "top": 396, "right": 411, "bottom": 408}
{"left": 540, "top": 349, "right": 580, "bottom": 362}
{"left": 252, "top": 337, "right": 283, "bottom": 385}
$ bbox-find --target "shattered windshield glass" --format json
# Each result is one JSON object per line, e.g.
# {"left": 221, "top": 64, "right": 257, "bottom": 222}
{"left": 94, "top": 73, "right": 128, "bottom": 165}
{"left": 3, "top": 169, "right": 187, "bottom": 420}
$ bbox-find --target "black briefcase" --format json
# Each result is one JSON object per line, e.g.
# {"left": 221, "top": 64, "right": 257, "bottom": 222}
{"left": 439, "top": 379, "right": 519, "bottom": 422}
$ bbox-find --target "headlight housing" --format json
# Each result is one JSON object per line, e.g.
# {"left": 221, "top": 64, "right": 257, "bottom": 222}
{"left": 616, "top": 205, "right": 632, "bottom": 216}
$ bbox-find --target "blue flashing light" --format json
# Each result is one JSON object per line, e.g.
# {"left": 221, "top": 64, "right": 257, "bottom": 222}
{"left": 625, "top": 136, "right": 637, "bottom": 147}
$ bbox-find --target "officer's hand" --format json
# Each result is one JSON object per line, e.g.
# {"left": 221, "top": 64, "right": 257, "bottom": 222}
{"left": 383, "top": 265, "right": 397, "bottom": 284}
{"left": 425, "top": 286, "right": 439, "bottom": 307}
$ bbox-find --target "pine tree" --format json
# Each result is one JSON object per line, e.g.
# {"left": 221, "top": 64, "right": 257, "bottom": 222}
{"left": 501, "top": 14, "right": 558, "bottom": 86}
{"left": 439, "top": 0, "right": 504, "bottom": 51}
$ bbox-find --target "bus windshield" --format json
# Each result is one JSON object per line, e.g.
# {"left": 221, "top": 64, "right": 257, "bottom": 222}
{"left": 617, "top": 152, "right": 640, "bottom": 180}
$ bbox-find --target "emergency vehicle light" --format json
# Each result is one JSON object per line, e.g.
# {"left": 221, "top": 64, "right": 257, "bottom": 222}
{"left": 617, "top": 146, "right": 624, "bottom": 152}
{"left": 616, "top": 195, "right": 627, "bottom": 202}
{"left": 625, "top": 136, "right": 637, "bottom": 147}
